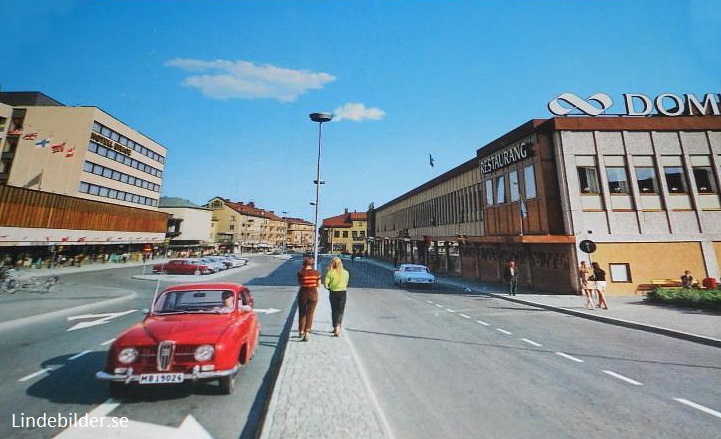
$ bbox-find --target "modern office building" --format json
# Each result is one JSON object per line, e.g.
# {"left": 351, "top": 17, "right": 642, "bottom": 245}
{"left": 0, "top": 91, "right": 167, "bottom": 264}
{"left": 371, "top": 111, "right": 721, "bottom": 295}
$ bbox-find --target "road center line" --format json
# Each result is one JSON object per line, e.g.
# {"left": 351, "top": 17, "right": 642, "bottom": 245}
{"left": 521, "top": 338, "right": 542, "bottom": 347}
{"left": 475, "top": 320, "right": 490, "bottom": 326}
{"left": 496, "top": 328, "right": 513, "bottom": 335}
{"left": 459, "top": 313, "right": 471, "bottom": 319}
{"left": 446, "top": 308, "right": 456, "bottom": 313}
{"left": 435, "top": 304, "right": 444, "bottom": 308}
{"left": 674, "top": 398, "right": 721, "bottom": 419}
{"left": 603, "top": 370, "right": 643, "bottom": 386}
{"left": 18, "top": 368, "right": 53, "bottom": 382}
{"left": 68, "top": 350, "right": 92, "bottom": 361}
{"left": 555, "top": 352, "right": 584, "bottom": 363}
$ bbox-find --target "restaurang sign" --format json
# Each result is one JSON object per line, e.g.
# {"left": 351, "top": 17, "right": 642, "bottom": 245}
{"left": 548, "top": 92, "right": 721, "bottom": 117}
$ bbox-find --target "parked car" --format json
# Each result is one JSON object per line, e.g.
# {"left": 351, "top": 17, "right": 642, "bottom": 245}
{"left": 199, "top": 257, "right": 226, "bottom": 272}
{"left": 152, "top": 259, "right": 213, "bottom": 275}
{"left": 393, "top": 264, "right": 436, "bottom": 288}
{"left": 96, "top": 282, "right": 260, "bottom": 396}
{"left": 228, "top": 254, "right": 249, "bottom": 266}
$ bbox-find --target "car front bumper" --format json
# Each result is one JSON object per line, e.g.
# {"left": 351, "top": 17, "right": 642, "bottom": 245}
{"left": 96, "top": 364, "right": 239, "bottom": 383}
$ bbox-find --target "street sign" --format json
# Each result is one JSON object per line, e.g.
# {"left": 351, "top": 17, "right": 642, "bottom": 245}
{"left": 579, "top": 239, "right": 597, "bottom": 254}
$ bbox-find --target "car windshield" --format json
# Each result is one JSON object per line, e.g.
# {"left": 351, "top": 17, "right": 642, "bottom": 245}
{"left": 405, "top": 266, "right": 429, "bottom": 273}
{"left": 153, "top": 289, "right": 233, "bottom": 314}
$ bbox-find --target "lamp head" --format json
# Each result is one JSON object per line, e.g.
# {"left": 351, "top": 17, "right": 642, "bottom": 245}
{"left": 309, "top": 112, "right": 333, "bottom": 123}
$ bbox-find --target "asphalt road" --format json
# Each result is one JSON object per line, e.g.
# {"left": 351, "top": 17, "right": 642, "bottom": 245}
{"left": 343, "top": 261, "right": 721, "bottom": 439}
{"left": 0, "top": 256, "right": 299, "bottom": 439}
{"left": 2, "top": 256, "right": 719, "bottom": 439}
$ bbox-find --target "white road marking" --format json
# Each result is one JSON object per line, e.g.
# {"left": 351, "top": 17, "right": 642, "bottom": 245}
{"left": 435, "top": 304, "right": 444, "bottom": 308}
{"left": 446, "top": 308, "right": 456, "bottom": 313}
{"left": 18, "top": 368, "right": 53, "bottom": 382}
{"left": 521, "top": 338, "right": 542, "bottom": 347}
{"left": 555, "top": 352, "right": 584, "bottom": 363}
{"left": 426, "top": 300, "right": 434, "bottom": 304}
{"left": 100, "top": 338, "right": 116, "bottom": 346}
{"left": 68, "top": 350, "right": 92, "bottom": 361}
{"left": 496, "top": 328, "right": 513, "bottom": 335}
{"left": 475, "top": 320, "right": 490, "bottom": 326}
{"left": 603, "top": 370, "right": 643, "bottom": 386}
{"left": 459, "top": 313, "right": 471, "bottom": 319}
{"left": 674, "top": 398, "right": 721, "bottom": 419}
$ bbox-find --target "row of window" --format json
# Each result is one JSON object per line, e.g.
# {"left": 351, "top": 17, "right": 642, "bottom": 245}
{"left": 333, "top": 230, "right": 367, "bottom": 238}
{"left": 78, "top": 181, "right": 159, "bottom": 207}
{"left": 83, "top": 161, "right": 161, "bottom": 193}
{"left": 92, "top": 122, "right": 165, "bottom": 164}
{"left": 88, "top": 141, "right": 163, "bottom": 178}
{"left": 485, "top": 164, "right": 537, "bottom": 206}
{"left": 577, "top": 155, "right": 718, "bottom": 195}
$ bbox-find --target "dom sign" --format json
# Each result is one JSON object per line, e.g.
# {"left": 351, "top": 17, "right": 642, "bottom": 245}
{"left": 548, "top": 92, "right": 721, "bottom": 117}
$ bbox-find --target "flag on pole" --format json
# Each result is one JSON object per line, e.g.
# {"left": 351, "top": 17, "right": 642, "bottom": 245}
{"left": 35, "top": 138, "right": 51, "bottom": 148}
{"left": 65, "top": 147, "right": 75, "bottom": 158}
{"left": 429, "top": 153, "right": 435, "bottom": 167}
{"left": 51, "top": 142, "right": 66, "bottom": 153}
{"left": 520, "top": 198, "right": 528, "bottom": 218}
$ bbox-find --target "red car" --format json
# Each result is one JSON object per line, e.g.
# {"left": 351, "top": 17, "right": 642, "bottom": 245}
{"left": 151, "top": 258, "right": 213, "bottom": 275}
{"left": 96, "top": 282, "right": 260, "bottom": 396}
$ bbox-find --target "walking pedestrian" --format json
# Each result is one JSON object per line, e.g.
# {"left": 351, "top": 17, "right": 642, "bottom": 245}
{"left": 579, "top": 260, "right": 595, "bottom": 309}
{"left": 297, "top": 256, "right": 321, "bottom": 342}
{"left": 324, "top": 256, "right": 350, "bottom": 337}
{"left": 504, "top": 260, "right": 519, "bottom": 296}
{"left": 591, "top": 261, "right": 609, "bottom": 309}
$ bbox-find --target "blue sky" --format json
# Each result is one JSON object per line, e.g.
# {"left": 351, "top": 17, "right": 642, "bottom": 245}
{"left": 2, "top": 0, "right": 720, "bottom": 223}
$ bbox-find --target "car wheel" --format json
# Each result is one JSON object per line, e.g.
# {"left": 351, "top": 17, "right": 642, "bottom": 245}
{"left": 219, "top": 374, "right": 236, "bottom": 395}
{"left": 109, "top": 382, "right": 127, "bottom": 399}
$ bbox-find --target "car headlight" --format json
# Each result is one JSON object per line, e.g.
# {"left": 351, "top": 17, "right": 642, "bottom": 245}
{"left": 194, "top": 344, "right": 214, "bottom": 362}
{"left": 118, "top": 347, "right": 138, "bottom": 364}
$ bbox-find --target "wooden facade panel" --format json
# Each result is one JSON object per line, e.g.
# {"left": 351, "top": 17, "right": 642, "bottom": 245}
{"left": 0, "top": 185, "right": 166, "bottom": 232}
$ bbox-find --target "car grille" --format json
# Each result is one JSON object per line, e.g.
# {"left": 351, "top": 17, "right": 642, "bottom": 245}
{"left": 135, "top": 343, "right": 199, "bottom": 372}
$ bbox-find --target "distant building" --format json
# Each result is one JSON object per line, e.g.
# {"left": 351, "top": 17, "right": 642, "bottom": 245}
{"left": 0, "top": 91, "right": 167, "bottom": 263}
{"left": 205, "top": 197, "right": 287, "bottom": 252}
{"left": 321, "top": 209, "right": 368, "bottom": 255}
{"left": 284, "top": 217, "right": 315, "bottom": 252}
{"left": 158, "top": 197, "right": 213, "bottom": 253}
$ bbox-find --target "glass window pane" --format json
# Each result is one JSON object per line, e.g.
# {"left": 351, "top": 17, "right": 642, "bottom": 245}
{"left": 693, "top": 167, "right": 717, "bottom": 193}
{"left": 524, "top": 165, "right": 537, "bottom": 198}
{"left": 606, "top": 167, "right": 630, "bottom": 194}
{"left": 635, "top": 167, "right": 658, "bottom": 193}
{"left": 664, "top": 167, "right": 688, "bottom": 193}
{"left": 495, "top": 175, "right": 506, "bottom": 204}
{"left": 509, "top": 170, "right": 520, "bottom": 201}
{"left": 578, "top": 167, "right": 600, "bottom": 193}
{"left": 485, "top": 180, "right": 494, "bottom": 205}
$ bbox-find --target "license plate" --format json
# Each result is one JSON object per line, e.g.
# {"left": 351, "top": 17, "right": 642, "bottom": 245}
{"left": 139, "top": 373, "right": 184, "bottom": 384}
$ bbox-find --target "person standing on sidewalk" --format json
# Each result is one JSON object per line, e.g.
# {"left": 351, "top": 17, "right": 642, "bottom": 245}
{"left": 297, "top": 257, "right": 321, "bottom": 342}
{"left": 324, "top": 256, "right": 350, "bottom": 337}
{"left": 579, "top": 260, "right": 595, "bottom": 309}
{"left": 504, "top": 260, "right": 519, "bottom": 296}
{"left": 591, "top": 261, "right": 609, "bottom": 309}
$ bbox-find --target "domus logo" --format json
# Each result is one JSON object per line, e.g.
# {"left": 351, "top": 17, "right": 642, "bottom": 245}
{"left": 548, "top": 92, "right": 721, "bottom": 117}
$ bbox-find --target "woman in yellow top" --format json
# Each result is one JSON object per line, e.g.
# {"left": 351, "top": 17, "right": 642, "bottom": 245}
{"left": 324, "top": 256, "right": 350, "bottom": 337}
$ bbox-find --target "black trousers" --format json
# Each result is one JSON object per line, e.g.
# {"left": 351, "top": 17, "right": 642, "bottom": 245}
{"left": 328, "top": 290, "right": 347, "bottom": 327}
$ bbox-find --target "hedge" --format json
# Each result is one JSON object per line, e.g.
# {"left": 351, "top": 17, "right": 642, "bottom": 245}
{"left": 644, "top": 288, "right": 721, "bottom": 312}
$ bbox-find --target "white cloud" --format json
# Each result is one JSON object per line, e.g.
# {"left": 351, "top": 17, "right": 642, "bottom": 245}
{"left": 165, "top": 58, "right": 336, "bottom": 102}
{"left": 332, "top": 103, "right": 386, "bottom": 122}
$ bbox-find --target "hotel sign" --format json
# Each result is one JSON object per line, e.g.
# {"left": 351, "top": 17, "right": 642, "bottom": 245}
{"left": 90, "top": 132, "right": 133, "bottom": 156}
{"left": 480, "top": 141, "right": 534, "bottom": 174}
{"left": 548, "top": 92, "right": 721, "bottom": 117}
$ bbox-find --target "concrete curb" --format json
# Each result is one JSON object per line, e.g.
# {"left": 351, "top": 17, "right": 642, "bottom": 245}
{"left": 473, "top": 290, "right": 721, "bottom": 349}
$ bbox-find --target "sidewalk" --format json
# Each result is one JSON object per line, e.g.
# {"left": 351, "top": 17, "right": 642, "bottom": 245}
{"left": 259, "top": 257, "right": 720, "bottom": 439}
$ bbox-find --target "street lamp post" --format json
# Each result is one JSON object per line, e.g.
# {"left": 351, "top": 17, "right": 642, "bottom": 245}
{"left": 309, "top": 112, "right": 332, "bottom": 269}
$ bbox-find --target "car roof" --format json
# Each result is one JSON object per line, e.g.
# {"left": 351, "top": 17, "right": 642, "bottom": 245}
{"left": 162, "top": 282, "right": 247, "bottom": 293}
